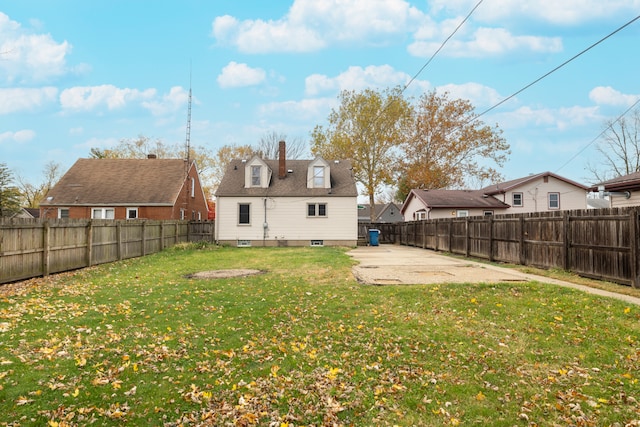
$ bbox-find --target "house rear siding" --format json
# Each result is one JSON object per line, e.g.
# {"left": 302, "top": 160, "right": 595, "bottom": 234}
{"left": 216, "top": 196, "right": 357, "bottom": 246}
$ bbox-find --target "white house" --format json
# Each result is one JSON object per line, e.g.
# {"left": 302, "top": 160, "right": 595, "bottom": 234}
{"left": 214, "top": 141, "right": 358, "bottom": 247}
{"left": 402, "top": 172, "right": 589, "bottom": 221}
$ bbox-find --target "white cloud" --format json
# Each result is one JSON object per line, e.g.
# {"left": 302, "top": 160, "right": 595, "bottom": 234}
{"left": 59, "top": 85, "right": 156, "bottom": 112}
{"left": 142, "top": 86, "right": 189, "bottom": 116}
{"left": 495, "top": 105, "right": 601, "bottom": 131}
{"left": 436, "top": 82, "right": 503, "bottom": 108}
{"left": 0, "top": 87, "right": 58, "bottom": 114}
{"left": 429, "top": 0, "right": 640, "bottom": 25}
{"left": 589, "top": 86, "right": 640, "bottom": 107}
{"left": 409, "top": 26, "right": 562, "bottom": 58}
{"left": 259, "top": 97, "right": 336, "bottom": 122}
{"left": 305, "top": 65, "right": 427, "bottom": 96}
{"left": 0, "top": 129, "right": 36, "bottom": 144}
{"left": 211, "top": 0, "right": 424, "bottom": 53}
{"left": 217, "top": 62, "right": 266, "bottom": 88}
{"left": 0, "top": 12, "right": 72, "bottom": 83}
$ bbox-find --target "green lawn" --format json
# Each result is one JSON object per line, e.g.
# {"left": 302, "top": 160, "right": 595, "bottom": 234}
{"left": 1, "top": 244, "right": 639, "bottom": 426}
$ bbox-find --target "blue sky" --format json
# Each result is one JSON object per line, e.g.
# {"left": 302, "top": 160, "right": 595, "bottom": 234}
{"left": 1, "top": 0, "right": 640, "bottom": 196}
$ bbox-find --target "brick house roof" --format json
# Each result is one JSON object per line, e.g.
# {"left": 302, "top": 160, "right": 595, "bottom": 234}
{"left": 215, "top": 159, "right": 357, "bottom": 197}
{"left": 40, "top": 158, "right": 194, "bottom": 206}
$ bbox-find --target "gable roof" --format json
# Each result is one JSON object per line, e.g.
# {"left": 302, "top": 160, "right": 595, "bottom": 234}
{"left": 402, "top": 189, "right": 509, "bottom": 215}
{"left": 593, "top": 171, "right": 640, "bottom": 192}
{"left": 482, "top": 171, "right": 588, "bottom": 195}
{"left": 358, "top": 203, "right": 403, "bottom": 221}
{"left": 215, "top": 159, "right": 357, "bottom": 197}
{"left": 40, "top": 158, "right": 192, "bottom": 206}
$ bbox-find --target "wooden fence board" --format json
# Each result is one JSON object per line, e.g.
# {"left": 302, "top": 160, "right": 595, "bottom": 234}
{"left": 1, "top": 219, "right": 205, "bottom": 284}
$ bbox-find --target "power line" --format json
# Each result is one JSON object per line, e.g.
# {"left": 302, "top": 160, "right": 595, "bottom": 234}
{"left": 473, "top": 14, "right": 640, "bottom": 122}
{"left": 402, "top": 0, "right": 484, "bottom": 94}
{"left": 555, "top": 97, "right": 640, "bottom": 174}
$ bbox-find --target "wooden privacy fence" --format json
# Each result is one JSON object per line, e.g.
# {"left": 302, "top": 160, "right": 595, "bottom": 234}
{"left": 0, "top": 219, "right": 215, "bottom": 284}
{"left": 364, "top": 207, "right": 640, "bottom": 288}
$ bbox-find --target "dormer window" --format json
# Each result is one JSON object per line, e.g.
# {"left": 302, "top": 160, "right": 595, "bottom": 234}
{"left": 251, "top": 165, "right": 261, "bottom": 187}
{"left": 313, "top": 166, "right": 324, "bottom": 187}
{"left": 307, "top": 156, "right": 330, "bottom": 189}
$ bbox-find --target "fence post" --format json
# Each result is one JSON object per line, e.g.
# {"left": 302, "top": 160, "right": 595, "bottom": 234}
{"left": 563, "top": 211, "right": 570, "bottom": 271}
{"left": 631, "top": 208, "right": 639, "bottom": 288}
{"left": 160, "top": 222, "right": 165, "bottom": 250}
{"left": 86, "top": 220, "right": 93, "bottom": 267}
{"left": 465, "top": 217, "right": 470, "bottom": 257}
{"left": 448, "top": 219, "right": 453, "bottom": 253}
{"left": 519, "top": 216, "right": 525, "bottom": 266}
{"left": 488, "top": 216, "right": 494, "bottom": 262}
{"left": 116, "top": 221, "right": 123, "bottom": 261}
{"left": 42, "top": 221, "right": 50, "bottom": 277}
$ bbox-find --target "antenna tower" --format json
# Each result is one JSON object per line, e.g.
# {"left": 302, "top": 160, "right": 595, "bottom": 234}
{"left": 185, "top": 67, "right": 192, "bottom": 176}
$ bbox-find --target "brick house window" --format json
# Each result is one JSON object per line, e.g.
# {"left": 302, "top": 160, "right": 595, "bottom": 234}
{"left": 126, "top": 208, "right": 138, "bottom": 219}
{"left": 58, "top": 208, "right": 69, "bottom": 219}
{"left": 92, "top": 208, "right": 115, "bottom": 219}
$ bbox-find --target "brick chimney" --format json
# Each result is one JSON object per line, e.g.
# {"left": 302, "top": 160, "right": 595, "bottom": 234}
{"left": 278, "top": 140, "right": 286, "bottom": 179}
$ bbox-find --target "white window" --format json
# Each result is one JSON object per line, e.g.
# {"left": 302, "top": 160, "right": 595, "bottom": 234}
{"left": 415, "top": 211, "right": 428, "bottom": 220}
{"left": 180, "top": 209, "right": 186, "bottom": 220}
{"left": 239, "top": 203, "right": 251, "bottom": 224}
{"left": 313, "top": 166, "right": 324, "bottom": 187}
{"left": 58, "top": 208, "right": 69, "bottom": 219}
{"left": 191, "top": 177, "right": 195, "bottom": 198}
{"left": 307, "top": 203, "right": 327, "bottom": 217}
{"left": 92, "top": 208, "right": 115, "bottom": 219}
{"left": 457, "top": 210, "right": 469, "bottom": 217}
{"left": 251, "top": 166, "right": 261, "bottom": 187}
{"left": 512, "top": 192, "right": 523, "bottom": 207}
{"left": 548, "top": 192, "right": 560, "bottom": 209}
{"left": 126, "top": 208, "right": 138, "bottom": 219}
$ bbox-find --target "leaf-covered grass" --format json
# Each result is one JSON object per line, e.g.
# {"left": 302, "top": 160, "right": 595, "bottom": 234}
{"left": 1, "top": 245, "right": 639, "bottom": 426}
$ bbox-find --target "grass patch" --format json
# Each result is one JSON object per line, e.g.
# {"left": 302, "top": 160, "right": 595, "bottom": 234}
{"left": 1, "top": 245, "right": 639, "bottom": 426}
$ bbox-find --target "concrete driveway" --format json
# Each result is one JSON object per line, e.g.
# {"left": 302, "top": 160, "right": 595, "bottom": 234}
{"left": 348, "top": 244, "right": 640, "bottom": 305}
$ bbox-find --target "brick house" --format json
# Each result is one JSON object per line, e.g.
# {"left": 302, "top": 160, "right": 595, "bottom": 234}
{"left": 40, "top": 157, "right": 209, "bottom": 220}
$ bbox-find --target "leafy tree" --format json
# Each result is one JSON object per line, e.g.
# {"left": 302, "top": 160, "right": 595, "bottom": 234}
{"left": 586, "top": 107, "right": 640, "bottom": 183}
{"left": 397, "top": 90, "right": 509, "bottom": 201}
{"left": 311, "top": 87, "right": 413, "bottom": 221}
{"left": 0, "top": 163, "right": 21, "bottom": 217}
{"left": 211, "top": 144, "right": 258, "bottom": 193}
{"left": 256, "top": 131, "right": 308, "bottom": 160}
{"left": 17, "top": 161, "right": 62, "bottom": 208}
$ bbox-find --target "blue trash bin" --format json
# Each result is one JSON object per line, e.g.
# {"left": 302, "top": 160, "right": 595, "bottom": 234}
{"left": 369, "top": 229, "right": 380, "bottom": 246}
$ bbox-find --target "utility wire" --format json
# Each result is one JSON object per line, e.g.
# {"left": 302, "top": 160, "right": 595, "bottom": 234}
{"left": 402, "top": 0, "right": 484, "bottom": 94}
{"left": 555, "top": 96, "right": 640, "bottom": 174}
{"left": 472, "top": 14, "right": 640, "bottom": 122}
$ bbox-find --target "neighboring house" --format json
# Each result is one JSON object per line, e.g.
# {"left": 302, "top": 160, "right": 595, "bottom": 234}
{"left": 402, "top": 189, "right": 510, "bottom": 220}
{"left": 40, "top": 157, "right": 209, "bottom": 220}
{"left": 358, "top": 203, "right": 404, "bottom": 223}
{"left": 592, "top": 171, "right": 640, "bottom": 208}
{"left": 481, "top": 171, "right": 588, "bottom": 213}
{"left": 11, "top": 208, "right": 40, "bottom": 219}
{"left": 401, "top": 171, "right": 589, "bottom": 221}
{"left": 214, "top": 141, "right": 358, "bottom": 247}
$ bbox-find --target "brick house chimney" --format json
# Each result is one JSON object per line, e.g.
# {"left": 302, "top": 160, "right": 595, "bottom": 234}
{"left": 278, "top": 140, "right": 286, "bottom": 179}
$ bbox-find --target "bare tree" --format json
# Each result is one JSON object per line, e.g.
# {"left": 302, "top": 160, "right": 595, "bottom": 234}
{"left": 17, "top": 161, "right": 62, "bottom": 208}
{"left": 257, "top": 131, "right": 308, "bottom": 160}
{"left": 587, "top": 107, "right": 640, "bottom": 183}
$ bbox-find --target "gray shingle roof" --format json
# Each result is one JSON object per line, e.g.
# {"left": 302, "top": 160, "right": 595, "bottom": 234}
{"left": 41, "top": 158, "right": 190, "bottom": 206}
{"left": 482, "top": 171, "right": 588, "bottom": 195}
{"left": 593, "top": 171, "right": 640, "bottom": 191}
{"left": 410, "top": 189, "right": 510, "bottom": 209}
{"left": 215, "top": 159, "right": 357, "bottom": 197}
